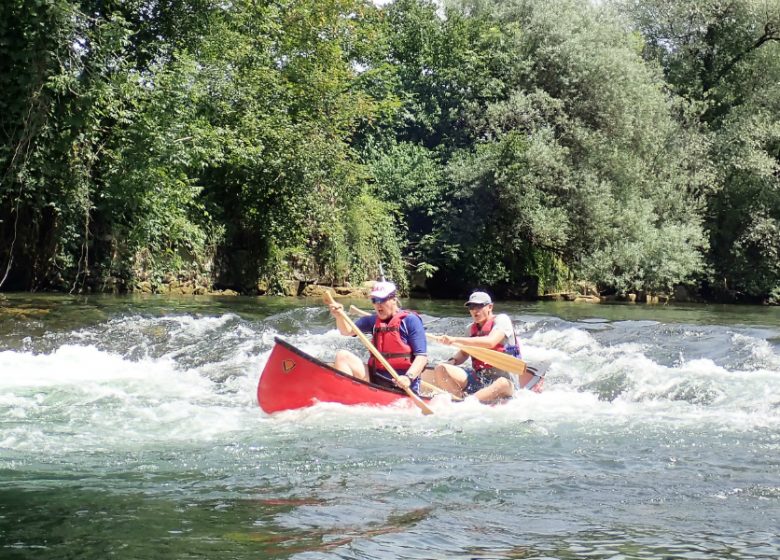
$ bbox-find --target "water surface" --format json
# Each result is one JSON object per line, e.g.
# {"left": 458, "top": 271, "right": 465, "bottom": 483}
{"left": 1, "top": 294, "right": 779, "bottom": 559}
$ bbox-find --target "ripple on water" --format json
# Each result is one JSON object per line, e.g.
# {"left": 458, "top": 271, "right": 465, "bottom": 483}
{"left": 2, "top": 298, "right": 780, "bottom": 559}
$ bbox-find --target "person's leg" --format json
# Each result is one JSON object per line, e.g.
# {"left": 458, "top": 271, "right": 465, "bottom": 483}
{"left": 333, "top": 350, "right": 370, "bottom": 381}
{"left": 433, "top": 363, "right": 469, "bottom": 397}
{"left": 473, "top": 377, "right": 514, "bottom": 403}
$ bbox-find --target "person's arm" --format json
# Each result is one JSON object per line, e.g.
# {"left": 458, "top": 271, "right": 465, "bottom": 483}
{"left": 328, "top": 302, "right": 373, "bottom": 336}
{"left": 402, "top": 314, "right": 428, "bottom": 378}
{"left": 491, "top": 314, "right": 516, "bottom": 345}
{"left": 327, "top": 301, "right": 353, "bottom": 335}
{"left": 439, "top": 324, "right": 504, "bottom": 349}
{"left": 443, "top": 350, "right": 469, "bottom": 366}
{"left": 405, "top": 354, "right": 428, "bottom": 379}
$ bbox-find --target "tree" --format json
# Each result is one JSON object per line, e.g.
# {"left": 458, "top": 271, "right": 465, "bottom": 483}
{"left": 1, "top": 0, "right": 408, "bottom": 294}
{"left": 623, "top": 0, "right": 780, "bottom": 300}
{"left": 381, "top": 0, "right": 708, "bottom": 295}
{"left": 0, "top": 1, "right": 218, "bottom": 291}
{"left": 192, "top": 0, "right": 407, "bottom": 292}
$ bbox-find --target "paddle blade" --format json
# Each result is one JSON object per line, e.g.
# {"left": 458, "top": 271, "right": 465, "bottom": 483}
{"left": 455, "top": 344, "right": 527, "bottom": 375}
{"left": 427, "top": 334, "right": 526, "bottom": 375}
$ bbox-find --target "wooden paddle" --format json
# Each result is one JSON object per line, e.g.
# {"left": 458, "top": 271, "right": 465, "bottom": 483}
{"left": 349, "top": 304, "right": 371, "bottom": 317}
{"left": 324, "top": 291, "right": 434, "bottom": 415}
{"left": 427, "top": 334, "right": 527, "bottom": 375}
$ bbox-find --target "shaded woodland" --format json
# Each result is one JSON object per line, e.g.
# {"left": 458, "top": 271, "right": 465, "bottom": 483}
{"left": 2, "top": 0, "right": 779, "bottom": 302}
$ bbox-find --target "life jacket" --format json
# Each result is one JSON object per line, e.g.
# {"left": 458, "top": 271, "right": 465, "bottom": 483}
{"left": 470, "top": 316, "right": 542, "bottom": 392}
{"left": 368, "top": 311, "right": 414, "bottom": 374}
{"left": 469, "top": 317, "right": 521, "bottom": 371}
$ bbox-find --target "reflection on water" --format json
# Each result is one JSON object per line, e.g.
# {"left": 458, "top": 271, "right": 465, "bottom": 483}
{"left": 1, "top": 293, "right": 779, "bottom": 559}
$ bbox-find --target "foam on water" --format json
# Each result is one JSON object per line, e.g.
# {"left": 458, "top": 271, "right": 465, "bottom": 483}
{"left": 2, "top": 308, "right": 780, "bottom": 459}
{"left": 0, "top": 346, "right": 255, "bottom": 455}
{"left": 2, "top": 302, "right": 780, "bottom": 559}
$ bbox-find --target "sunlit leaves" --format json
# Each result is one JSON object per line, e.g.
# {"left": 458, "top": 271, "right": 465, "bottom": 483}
{"left": 2, "top": 0, "right": 778, "bottom": 300}
{"left": 623, "top": 0, "right": 780, "bottom": 299}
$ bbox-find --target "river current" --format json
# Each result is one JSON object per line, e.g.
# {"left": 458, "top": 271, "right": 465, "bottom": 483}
{"left": 1, "top": 294, "right": 779, "bottom": 559}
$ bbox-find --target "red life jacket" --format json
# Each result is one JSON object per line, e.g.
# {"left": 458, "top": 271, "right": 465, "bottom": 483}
{"left": 470, "top": 317, "right": 540, "bottom": 391}
{"left": 469, "top": 318, "right": 505, "bottom": 371}
{"left": 368, "top": 311, "right": 414, "bottom": 373}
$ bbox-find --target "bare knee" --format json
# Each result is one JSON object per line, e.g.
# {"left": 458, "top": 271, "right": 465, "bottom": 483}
{"left": 434, "top": 364, "right": 466, "bottom": 396}
{"left": 494, "top": 377, "right": 514, "bottom": 397}
{"left": 333, "top": 350, "right": 367, "bottom": 380}
{"left": 334, "top": 349, "right": 353, "bottom": 363}
{"left": 473, "top": 376, "right": 514, "bottom": 403}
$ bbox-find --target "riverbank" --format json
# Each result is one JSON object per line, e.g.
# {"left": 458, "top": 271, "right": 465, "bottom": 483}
{"left": 1, "top": 275, "right": 775, "bottom": 306}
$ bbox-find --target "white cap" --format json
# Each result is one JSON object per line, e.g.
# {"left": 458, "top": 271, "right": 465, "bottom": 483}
{"left": 465, "top": 291, "right": 492, "bottom": 306}
{"left": 370, "top": 281, "right": 397, "bottom": 300}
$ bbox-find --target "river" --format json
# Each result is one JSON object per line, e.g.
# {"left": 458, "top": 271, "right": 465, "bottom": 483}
{"left": 1, "top": 293, "right": 779, "bottom": 559}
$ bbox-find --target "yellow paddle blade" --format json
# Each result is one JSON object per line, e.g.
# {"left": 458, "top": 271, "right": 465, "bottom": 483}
{"left": 427, "top": 334, "right": 527, "bottom": 375}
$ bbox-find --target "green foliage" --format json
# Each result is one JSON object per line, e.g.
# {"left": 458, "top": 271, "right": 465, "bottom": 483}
{"left": 1, "top": 0, "right": 403, "bottom": 294}
{"left": 342, "top": 190, "right": 408, "bottom": 292}
{"left": 385, "top": 0, "right": 528, "bottom": 150}
{"left": 579, "top": 206, "right": 708, "bottom": 294}
{"left": 382, "top": 0, "right": 708, "bottom": 295}
{"left": 1, "top": 0, "right": 778, "bottom": 302}
{"left": 0, "top": 0, "right": 219, "bottom": 291}
{"left": 191, "top": 0, "right": 397, "bottom": 293}
{"left": 365, "top": 140, "right": 444, "bottom": 276}
{"left": 623, "top": 0, "right": 780, "bottom": 299}
{"left": 709, "top": 101, "right": 780, "bottom": 297}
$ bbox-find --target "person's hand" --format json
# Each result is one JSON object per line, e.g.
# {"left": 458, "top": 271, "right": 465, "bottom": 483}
{"left": 328, "top": 302, "right": 344, "bottom": 317}
{"left": 396, "top": 375, "right": 411, "bottom": 388}
{"left": 439, "top": 334, "right": 454, "bottom": 346}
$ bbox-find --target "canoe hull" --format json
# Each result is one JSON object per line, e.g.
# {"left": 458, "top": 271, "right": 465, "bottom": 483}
{"left": 257, "top": 337, "right": 427, "bottom": 414}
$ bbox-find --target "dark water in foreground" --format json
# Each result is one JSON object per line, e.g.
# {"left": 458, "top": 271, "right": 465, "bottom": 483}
{"left": 1, "top": 294, "right": 779, "bottom": 559}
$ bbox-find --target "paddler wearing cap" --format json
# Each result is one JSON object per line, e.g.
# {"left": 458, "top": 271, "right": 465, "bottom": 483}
{"left": 433, "top": 291, "right": 541, "bottom": 403}
{"left": 327, "top": 281, "right": 428, "bottom": 392}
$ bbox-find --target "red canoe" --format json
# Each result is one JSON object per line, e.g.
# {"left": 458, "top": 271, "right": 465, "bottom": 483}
{"left": 257, "top": 337, "right": 431, "bottom": 414}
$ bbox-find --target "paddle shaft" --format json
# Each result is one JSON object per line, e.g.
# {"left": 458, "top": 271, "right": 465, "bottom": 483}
{"left": 349, "top": 304, "right": 371, "bottom": 317}
{"left": 324, "top": 291, "right": 434, "bottom": 415}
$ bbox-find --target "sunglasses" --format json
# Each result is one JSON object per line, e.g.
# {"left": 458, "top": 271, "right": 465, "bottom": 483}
{"left": 467, "top": 303, "right": 487, "bottom": 310}
{"left": 371, "top": 296, "right": 394, "bottom": 304}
